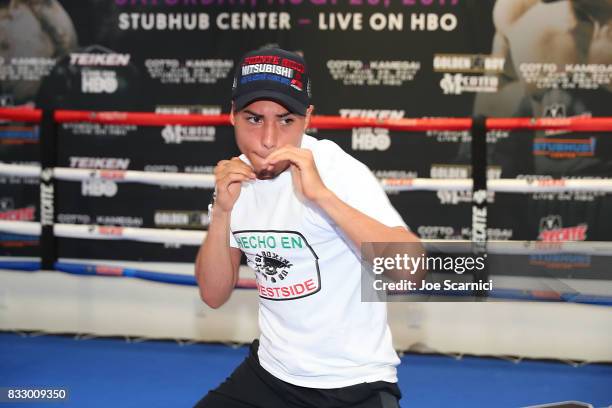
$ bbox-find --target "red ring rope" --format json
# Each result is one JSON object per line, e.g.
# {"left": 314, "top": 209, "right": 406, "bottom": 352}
{"left": 1, "top": 107, "right": 612, "bottom": 131}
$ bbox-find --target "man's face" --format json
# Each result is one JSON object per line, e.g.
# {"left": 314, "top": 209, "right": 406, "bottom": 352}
{"left": 231, "top": 100, "right": 312, "bottom": 179}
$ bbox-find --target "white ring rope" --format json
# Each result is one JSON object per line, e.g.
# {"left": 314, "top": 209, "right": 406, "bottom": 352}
{"left": 0, "top": 163, "right": 41, "bottom": 178}
{"left": 0, "top": 220, "right": 205, "bottom": 246}
{"left": 424, "top": 239, "right": 612, "bottom": 256}
{"left": 2, "top": 162, "right": 612, "bottom": 193}
{"left": 2, "top": 161, "right": 612, "bottom": 254}
{"left": 381, "top": 178, "right": 612, "bottom": 192}
{"left": 1, "top": 220, "right": 611, "bottom": 256}
{"left": 53, "top": 168, "right": 216, "bottom": 188}
{"left": 0, "top": 163, "right": 215, "bottom": 188}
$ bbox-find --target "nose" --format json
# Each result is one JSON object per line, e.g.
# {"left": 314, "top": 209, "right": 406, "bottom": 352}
{"left": 262, "top": 121, "right": 277, "bottom": 150}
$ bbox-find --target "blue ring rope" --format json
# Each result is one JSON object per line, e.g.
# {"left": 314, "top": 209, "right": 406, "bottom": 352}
{"left": 1, "top": 260, "right": 610, "bottom": 305}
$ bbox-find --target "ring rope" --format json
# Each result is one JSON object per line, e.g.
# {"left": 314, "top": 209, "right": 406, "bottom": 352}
{"left": 2, "top": 107, "right": 612, "bottom": 131}
{"left": 1, "top": 260, "right": 610, "bottom": 306}
{"left": 0, "top": 220, "right": 205, "bottom": 245}
{"left": 1, "top": 220, "right": 611, "bottom": 256}
{"left": 2, "top": 163, "right": 611, "bottom": 192}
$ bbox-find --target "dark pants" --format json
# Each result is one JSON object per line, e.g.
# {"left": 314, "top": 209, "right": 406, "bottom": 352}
{"left": 194, "top": 340, "right": 401, "bottom": 408}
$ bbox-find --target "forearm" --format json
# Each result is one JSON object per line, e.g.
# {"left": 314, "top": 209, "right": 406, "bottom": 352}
{"left": 316, "top": 191, "right": 417, "bottom": 246}
{"left": 195, "top": 206, "right": 237, "bottom": 308}
{"left": 316, "top": 190, "right": 425, "bottom": 282}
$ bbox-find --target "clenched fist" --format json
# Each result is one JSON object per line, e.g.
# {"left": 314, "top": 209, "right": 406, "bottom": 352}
{"left": 213, "top": 157, "right": 256, "bottom": 213}
{"left": 263, "top": 146, "right": 331, "bottom": 204}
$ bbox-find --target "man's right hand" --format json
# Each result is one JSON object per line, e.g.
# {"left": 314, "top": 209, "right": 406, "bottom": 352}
{"left": 213, "top": 157, "right": 256, "bottom": 212}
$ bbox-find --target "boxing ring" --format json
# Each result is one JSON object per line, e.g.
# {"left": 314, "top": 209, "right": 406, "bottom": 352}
{"left": 1, "top": 107, "right": 611, "bottom": 407}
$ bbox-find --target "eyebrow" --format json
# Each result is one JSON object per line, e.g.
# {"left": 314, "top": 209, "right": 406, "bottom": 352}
{"left": 243, "top": 110, "right": 292, "bottom": 118}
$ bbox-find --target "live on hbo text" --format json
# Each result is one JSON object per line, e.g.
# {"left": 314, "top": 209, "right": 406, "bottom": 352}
{"left": 117, "top": 12, "right": 457, "bottom": 31}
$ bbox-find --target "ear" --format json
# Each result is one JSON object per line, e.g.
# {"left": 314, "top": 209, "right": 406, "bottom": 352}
{"left": 230, "top": 102, "right": 236, "bottom": 126}
{"left": 303, "top": 105, "right": 314, "bottom": 130}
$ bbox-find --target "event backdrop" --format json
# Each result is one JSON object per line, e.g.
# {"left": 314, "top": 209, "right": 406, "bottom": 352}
{"left": 1, "top": 0, "right": 611, "bottom": 262}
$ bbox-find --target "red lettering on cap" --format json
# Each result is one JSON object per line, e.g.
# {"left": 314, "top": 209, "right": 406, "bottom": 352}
{"left": 281, "top": 58, "right": 304, "bottom": 73}
{"left": 243, "top": 56, "right": 280, "bottom": 65}
{"left": 291, "top": 79, "right": 303, "bottom": 90}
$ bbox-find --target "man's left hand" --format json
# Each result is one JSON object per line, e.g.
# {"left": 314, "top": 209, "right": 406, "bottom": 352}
{"left": 264, "top": 146, "right": 331, "bottom": 203}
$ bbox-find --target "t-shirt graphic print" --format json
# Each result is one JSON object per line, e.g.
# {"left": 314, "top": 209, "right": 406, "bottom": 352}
{"left": 233, "top": 230, "right": 321, "bottom": 300}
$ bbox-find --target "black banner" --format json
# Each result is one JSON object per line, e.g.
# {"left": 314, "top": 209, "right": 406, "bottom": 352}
{"left": 1, "top": 0, "right": 611, "bottom": 262}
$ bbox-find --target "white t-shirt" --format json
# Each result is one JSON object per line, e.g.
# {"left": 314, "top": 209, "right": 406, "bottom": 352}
{"left": 229, "top": 135, "right": 406, "bottom": 389}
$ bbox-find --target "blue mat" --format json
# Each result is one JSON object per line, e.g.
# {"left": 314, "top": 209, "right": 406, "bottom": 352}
{"left": 1, "top": 332, "right": 610, "bottom": 407}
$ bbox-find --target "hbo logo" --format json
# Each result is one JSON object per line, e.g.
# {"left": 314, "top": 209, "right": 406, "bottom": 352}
{"left": 81, "top": 180, "right": 118, "bottom": 197}
{"left": 81, "top": 72, "right": 118, "bottom": 94}
{"left": 352, "top": 130, "right": 391, "bottom": 151}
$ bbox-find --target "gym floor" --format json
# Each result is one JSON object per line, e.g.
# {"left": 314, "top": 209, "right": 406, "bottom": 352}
{"left": 1, "top": 332, "right": 611, "bottom": 407}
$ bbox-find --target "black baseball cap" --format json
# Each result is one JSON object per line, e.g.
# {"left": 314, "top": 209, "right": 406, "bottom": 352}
{"left": 232, "top": 47, "right": 311, "bottom": 115}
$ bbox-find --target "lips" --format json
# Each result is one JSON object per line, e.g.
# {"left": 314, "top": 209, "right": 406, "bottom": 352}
{"left": 256, "top": 158, "right": 290, "bottom": 180}
{"left": 257, "top": 169, "right": 275, "bottom": 180}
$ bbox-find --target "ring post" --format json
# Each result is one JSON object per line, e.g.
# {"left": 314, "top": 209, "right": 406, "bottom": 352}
{"left": 40, "top": 109, "right": 58, "bottom": 270}
{"left": 471, "top": 115, "right": 489, "bottom": 298}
